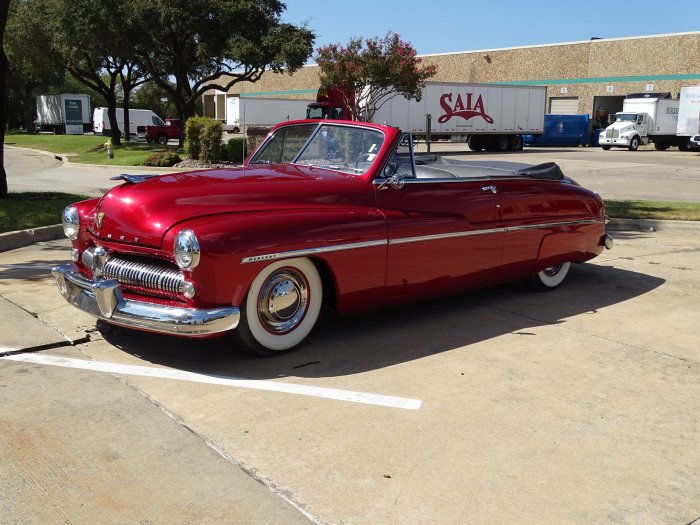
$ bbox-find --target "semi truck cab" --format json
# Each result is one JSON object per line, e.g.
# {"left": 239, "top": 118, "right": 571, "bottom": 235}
{"left": 599, "top": 112, "right": 648, "bottom": 150}
{"left": 306, "top": 102, "right": 347, "bottom": 120}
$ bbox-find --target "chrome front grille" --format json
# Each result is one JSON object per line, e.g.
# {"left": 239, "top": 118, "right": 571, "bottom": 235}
{"left": 102, "top": 256, "right": 184, "bottom": 300}
{"left": 605, "top": 128, "right": 619, "bottom": 139}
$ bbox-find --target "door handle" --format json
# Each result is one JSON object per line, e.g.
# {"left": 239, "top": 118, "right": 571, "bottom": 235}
{"left": 481, "top": 184, "right": 497, "bottom": 194}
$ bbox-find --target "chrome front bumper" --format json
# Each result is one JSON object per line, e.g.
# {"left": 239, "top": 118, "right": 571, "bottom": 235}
{"left": 52, "top": 263, "right": 240, "bottom": 337}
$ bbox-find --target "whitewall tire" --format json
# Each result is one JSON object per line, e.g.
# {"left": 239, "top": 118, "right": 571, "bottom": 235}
{"left": 236, "top": 258, "right": 322, "bottom": 356}
{"left": 530, "top": 262, "right": 571, "bottom": 291}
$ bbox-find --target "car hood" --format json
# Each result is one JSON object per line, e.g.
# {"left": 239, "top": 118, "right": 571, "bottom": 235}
{"left": 89, "top": 164, "right": 370, "bottom": 247}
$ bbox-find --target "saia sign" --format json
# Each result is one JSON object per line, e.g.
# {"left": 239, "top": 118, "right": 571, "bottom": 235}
{"left": 438, "top": 92, "right": 494, "bottom": 124}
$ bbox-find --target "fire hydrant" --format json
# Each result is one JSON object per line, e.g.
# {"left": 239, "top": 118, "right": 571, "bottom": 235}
{"left": 104, "top": 140, "right": 114, "bottom": 159}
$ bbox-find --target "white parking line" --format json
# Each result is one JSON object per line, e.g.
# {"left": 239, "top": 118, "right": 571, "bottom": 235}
{"left": 2, "top": 353, "right": 422, "bottom": 410}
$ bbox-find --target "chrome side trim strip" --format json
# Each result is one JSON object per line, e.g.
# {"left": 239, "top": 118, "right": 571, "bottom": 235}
{"left": 389, "top": 227, "right": 503, "bottom": 245}
{"left": 504, "top": 219, "right": 600, "bottom": 232}
{"left": 240, "top": 218, "right": 602, "bottom": 264}
{"left": 240, "top": 239, "right": 387, "bottom": 264}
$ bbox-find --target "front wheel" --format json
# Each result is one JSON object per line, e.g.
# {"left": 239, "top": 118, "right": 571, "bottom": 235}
{"left": 235, "top": 258, "right": 323, "bottom": 356}
{"left": 601, "top": 145, "right": 612, "bottom": 151}
{"left": 157, "top": 134, "right": 168, "bottom": 145}
{"left": 628, "top": 136, "right": 640, "bottom": 151}
{"left": 529, "top": 262, "right": 571, "bottom": 291}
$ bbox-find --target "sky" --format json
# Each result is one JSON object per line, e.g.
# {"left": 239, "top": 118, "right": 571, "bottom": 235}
{"left": 283, "top": 0, "right": 700, "bottom": 57}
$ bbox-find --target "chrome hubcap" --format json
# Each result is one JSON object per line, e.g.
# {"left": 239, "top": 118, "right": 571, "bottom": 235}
{"left": 257, "top": 269, "right": 308, "bottom": 334}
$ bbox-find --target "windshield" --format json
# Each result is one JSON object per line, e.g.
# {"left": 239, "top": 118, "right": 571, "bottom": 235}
{"left": 615, "top": 113, "right": 637, "bottom": 122}
{"left": 250, "top": 123, "right": 385, "bottom": 175}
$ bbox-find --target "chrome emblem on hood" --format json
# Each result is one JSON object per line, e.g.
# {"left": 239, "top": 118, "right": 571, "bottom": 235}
{"left": 95, "top": 212, "right": 105, "bottom": 229}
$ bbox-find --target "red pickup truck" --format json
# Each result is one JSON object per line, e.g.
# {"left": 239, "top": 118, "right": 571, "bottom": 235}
{"left": 145, "top": 118, "right": 182, "bottom": 145}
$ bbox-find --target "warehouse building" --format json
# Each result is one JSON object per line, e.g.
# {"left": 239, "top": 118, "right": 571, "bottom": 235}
{"left": 203, "top": 31, "right": 700, "bottom": 130}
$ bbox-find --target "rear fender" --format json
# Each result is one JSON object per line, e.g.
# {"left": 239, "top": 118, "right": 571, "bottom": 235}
{"left": 533, "top": 228, "right": 602, "bottom": 273}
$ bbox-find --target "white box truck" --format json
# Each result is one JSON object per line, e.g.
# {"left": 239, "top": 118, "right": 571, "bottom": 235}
{"left": 599, "top": 93, "right": 693, "bottom": 151}
{"left": 223, "top": 97, "right": 314, "bottom": 134}
{"left": 93, "top": 107, "right": 163, "bottom": 137}
{"left": 35, "top": 94, "right": 91, "bottom": 134}
{"left": 370, "top": 82, "right": 547, "bottom": 151}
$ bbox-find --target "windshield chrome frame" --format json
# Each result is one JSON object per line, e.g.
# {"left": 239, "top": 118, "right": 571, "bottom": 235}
{"left": 249, "top": 122, "right": 387, "bottom": 175}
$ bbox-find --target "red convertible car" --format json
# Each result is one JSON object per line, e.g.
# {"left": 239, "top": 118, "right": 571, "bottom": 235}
{"left": 53, "top": 120, "right": 613, "bottom": 356}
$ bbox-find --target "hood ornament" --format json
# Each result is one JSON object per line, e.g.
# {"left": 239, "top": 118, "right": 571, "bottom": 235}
{"left": 95, "top": 212, "right": 105, "bottom": 229}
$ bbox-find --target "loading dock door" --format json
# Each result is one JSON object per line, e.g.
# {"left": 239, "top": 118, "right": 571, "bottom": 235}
{"left": 550, "top": 97, "right": 579, "bottom": 114}
{"left": 592, "top": 95, "right": 625, "bottom": 128}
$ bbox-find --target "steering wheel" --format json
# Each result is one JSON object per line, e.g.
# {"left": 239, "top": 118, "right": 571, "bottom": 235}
{"left": 354, "top": 152, "right": 375, "bottom": 168}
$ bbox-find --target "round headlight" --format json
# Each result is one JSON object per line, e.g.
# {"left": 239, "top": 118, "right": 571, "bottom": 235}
{"left": 62, "top": 206, "right": 80, "bottom": 240}
{"left": 173, "top": 229, "right": 200, "bottom": 269}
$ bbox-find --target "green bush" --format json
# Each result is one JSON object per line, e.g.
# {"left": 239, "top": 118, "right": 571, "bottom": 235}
{"left": 184, "top": 117, "right": 223, "bottom": 162}
{"left": 200, "top": 119, "right": 223, "bottom": 162}
{"left": 184, "top": 117, "right": 208, "bottom": 160}
{"left": 142, "top": 152, "right": 182, "bottom": 167}
{"left": 222, "top": 136, "right": 247, "bottom": 163}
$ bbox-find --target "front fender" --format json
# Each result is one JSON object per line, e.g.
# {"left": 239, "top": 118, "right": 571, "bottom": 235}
{"left": 169, "top": 208, "right": 388, "bottom": 313}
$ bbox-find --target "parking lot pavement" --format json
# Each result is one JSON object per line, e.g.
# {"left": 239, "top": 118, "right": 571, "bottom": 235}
{"left": 0, "top": 345, "right": 316, "bottom": 525}
{"left": 1, "top": 232, "right": 699, "bottom": 524}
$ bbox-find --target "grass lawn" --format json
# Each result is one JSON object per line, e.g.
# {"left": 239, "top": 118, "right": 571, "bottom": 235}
{"left": 0, "top": 192, "right": 90, "bottom": 234}
{"left": 4, "top": 131, "right": 179, "bottom": 166}
{"left": 605, "top": 200, "right": 700, "bottom": 221}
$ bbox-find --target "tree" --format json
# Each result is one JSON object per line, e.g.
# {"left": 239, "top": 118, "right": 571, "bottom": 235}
{"left": 132, "top": 81, "right": 176, "bottom": 119}
{"left": 130, "top": 0, "right": 315, "bottom": 133}
{"left": 316, "top": 32, "right": 437, "bottom": 122}
{"left": 49, "top": 0, "right": 148, "bottom": 145}
{"left": 5, "top": 0, "right": 65, "bottom": 132}
{"left": 1, "top": 0, "right": 11, "bottom": 197}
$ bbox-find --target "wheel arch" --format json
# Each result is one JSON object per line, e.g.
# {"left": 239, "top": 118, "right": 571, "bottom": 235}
{"left": 309, "top": 256, "right": 337, "bottom": 311}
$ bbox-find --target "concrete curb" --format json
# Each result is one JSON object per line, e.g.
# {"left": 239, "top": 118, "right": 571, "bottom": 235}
{"left": 606, "top": 218, "right": 700, "bottom": 234}
{"left": 0, "top": 224, "right": 65, "bottom": 252}
{"left": 4, "top": 144, "right": 195, "bottom": 172}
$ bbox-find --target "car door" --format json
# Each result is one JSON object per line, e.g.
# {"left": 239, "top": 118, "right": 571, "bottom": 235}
{"left": 375, "top": 136, "right": 503, "bottom": 303}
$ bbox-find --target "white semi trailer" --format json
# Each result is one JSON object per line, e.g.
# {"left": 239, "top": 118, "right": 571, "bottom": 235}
{"left": 224, "top": 97, "right": 314, "bottom": 134}
{"left": 370, "top": 82, "right": 547, "bottom": 151}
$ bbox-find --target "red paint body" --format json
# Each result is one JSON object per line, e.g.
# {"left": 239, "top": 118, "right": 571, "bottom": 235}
{"left": 68, "top": 120, "right": 606, "bottom": 332}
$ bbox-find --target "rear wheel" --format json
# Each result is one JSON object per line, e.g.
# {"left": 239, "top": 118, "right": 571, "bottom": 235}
{"left": 529, "top": 262, "right": 571, "bottom": 291}
{"left": 507, "top": 135, "right": 523, "bottom": 151}
{"left": 654, "top": 143, "right": 669, "bottom": 151}
{"left": 467, "top": 136, "right": 484, "bottom": 151}
{"left": 235, "top": 258, "right": 323, "bottom": 357}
